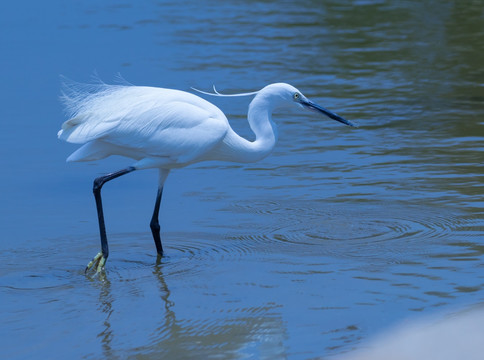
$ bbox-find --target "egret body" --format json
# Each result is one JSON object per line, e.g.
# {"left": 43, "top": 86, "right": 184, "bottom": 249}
{"left": 58, "top": 80, "right": 356, "bottom": 272}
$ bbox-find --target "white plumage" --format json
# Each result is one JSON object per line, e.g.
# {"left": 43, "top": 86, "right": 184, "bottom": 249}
{"left": 59, "top": 85, "right": 229, "bottom": 168}
{"left": 58, "top": 79, "right": 355, "bottom": 272}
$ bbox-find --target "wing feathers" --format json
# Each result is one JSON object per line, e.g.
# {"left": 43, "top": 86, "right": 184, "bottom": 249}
{"left": 58, "top": 81, "right": 229, "bottom": 165}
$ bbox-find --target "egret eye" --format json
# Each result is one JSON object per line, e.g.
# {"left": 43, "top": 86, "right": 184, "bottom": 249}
{"left": 293, "top": 93, "right": 300, "bottom": 100}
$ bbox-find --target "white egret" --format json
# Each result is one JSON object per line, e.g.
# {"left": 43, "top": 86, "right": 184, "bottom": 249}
{"left": 58, "top": 80, "right": 356, "bottom": 272}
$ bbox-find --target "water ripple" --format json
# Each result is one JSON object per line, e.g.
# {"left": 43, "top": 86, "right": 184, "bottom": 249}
{"left": 224, "top": 200, "right": 479, "bottom": 263}
{"left": 0, "top": 201, "right": 478, "bottom": 289}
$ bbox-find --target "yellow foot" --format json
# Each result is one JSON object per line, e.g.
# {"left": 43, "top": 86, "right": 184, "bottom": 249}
{"left": 85, "top": 252, "right": 106, "bottom": 273}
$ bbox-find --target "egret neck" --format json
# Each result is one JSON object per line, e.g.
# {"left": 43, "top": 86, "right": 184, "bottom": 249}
{"left": 219, "top": 92, "right": 278, "bottom": 164}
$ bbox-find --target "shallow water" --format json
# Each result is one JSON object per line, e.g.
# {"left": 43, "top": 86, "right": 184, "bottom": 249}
{"left": 1, "top": 1, "right": 483, "bottom": 359}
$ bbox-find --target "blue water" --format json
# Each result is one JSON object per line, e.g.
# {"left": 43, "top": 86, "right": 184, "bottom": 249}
{"left": 1, "top": 1, "right": 483, "bottom": 359}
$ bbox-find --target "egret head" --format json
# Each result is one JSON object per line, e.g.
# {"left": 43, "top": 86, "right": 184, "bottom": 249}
{"left": 261, "top": 83, "right": 357, "bottom": 127}
{"left": 192, "top": 83, "right": 357, "bottom": 128}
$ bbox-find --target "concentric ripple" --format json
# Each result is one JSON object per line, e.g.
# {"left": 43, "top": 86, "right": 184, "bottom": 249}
{"left": 100, "top": 200, "right": 481, "bottom": 272}
{"left": 1, "top": 200, "right": 477, "bottom": 286}
{"left": 223, "top": 199, "right": 478, "bottom": 263}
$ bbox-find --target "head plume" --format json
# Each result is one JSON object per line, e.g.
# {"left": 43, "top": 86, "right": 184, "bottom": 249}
{"left": 191, "top": 85, "right": 259, "bottom": 97}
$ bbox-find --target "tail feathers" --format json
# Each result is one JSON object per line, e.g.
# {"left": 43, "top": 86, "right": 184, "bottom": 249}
{"left": 58, "top": 116, "right": 117, "bottom": 144}
{"left": 58, "top": 116, "right": 85, "bottom": 141}
{"left": 66, "top": 141, "right": 111, "bottom": 162}
{"left": 62, "top": 116, "right": 84, "bottom": 130}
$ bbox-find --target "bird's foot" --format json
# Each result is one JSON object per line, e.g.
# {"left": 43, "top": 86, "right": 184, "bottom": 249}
{"left": 85, "top": 252, "right": 106, "bottom": 273}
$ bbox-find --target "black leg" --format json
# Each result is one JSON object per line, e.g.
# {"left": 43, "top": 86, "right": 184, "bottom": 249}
{"left": 92, "top": 166, "right": 136, "bottom": 260}
{"left": 150, "top": 187, "right": 164, "bottom": 255}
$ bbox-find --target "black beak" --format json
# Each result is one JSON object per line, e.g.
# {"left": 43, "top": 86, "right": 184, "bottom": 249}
{"left": 301, "top": 99, "right": 357, "bottom": 127}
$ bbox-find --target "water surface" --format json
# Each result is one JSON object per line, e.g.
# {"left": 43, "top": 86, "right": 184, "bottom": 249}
{"left": 1, "top": 1, "right": 483, "bottom": 359}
